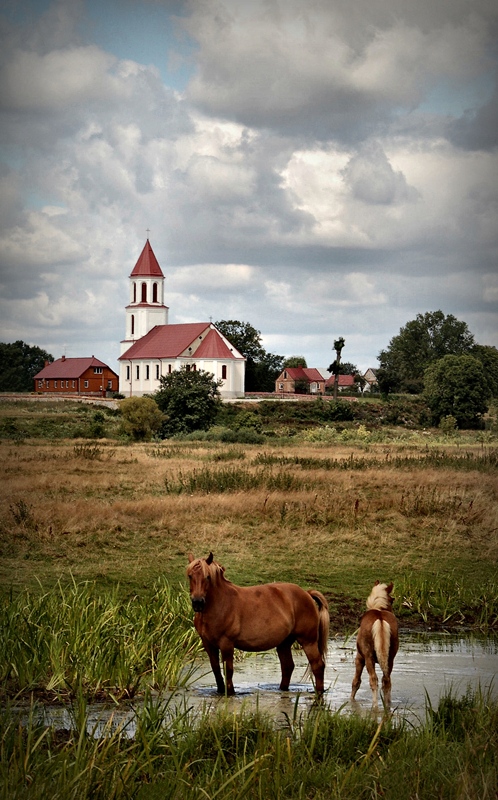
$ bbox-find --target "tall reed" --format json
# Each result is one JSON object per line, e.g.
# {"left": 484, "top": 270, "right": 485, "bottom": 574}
{"left": 0, "top": 578, "right": 201, "bottom": 700}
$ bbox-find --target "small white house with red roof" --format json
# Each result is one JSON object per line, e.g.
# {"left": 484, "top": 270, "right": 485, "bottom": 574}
{"left": 119, "top": 240, "right": 245, "bottom": 398}
{"left": 34, "top": 356, "right": 119, "bottom": 396}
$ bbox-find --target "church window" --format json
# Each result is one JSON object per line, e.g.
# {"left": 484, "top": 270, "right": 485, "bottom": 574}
{"left": 156, "top": 364, "right": 159, "bottom": 380}
{"left": 126, "top": 366, "right": 130, "bottom": 381}
{"left": 192, "top": 364, "right": 196, "bottom": 371}
{"left": 131, "top": 315, "right": 135, "bottom": 335}
{"left": 146, "top": 365, "right": 150, "bottom": 380}
{"left": 168, "top": 364, "right": 172, "bottom": 373}
{"left": 186, "top": 364, "right": 191, "bottom": 372}
{"left": 153, "top": 283, "right": 158, "bottom": 302}
{"left": 222, "top": 365, "right": 227, "bottom": 380}
{"left": 133, "top": 283, "right": 136, "bottom": 302}
{"left": 141, "top": 282, "right": 147, "bottom": 302}
{"left": 136, "top": 366, "right": 140, "bottom": 380}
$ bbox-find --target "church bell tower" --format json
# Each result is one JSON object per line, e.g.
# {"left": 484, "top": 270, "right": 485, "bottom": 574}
{"left": 120, "top": 239, "right": 169, "bottom": 355}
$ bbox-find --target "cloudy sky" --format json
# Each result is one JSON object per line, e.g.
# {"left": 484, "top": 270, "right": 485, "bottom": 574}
{"left": 1, "top": 0, "right": 497, "bottom": 376}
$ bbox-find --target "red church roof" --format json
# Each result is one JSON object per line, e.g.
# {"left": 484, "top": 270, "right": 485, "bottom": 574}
{"left": 119, "top": 323, "right": 243, "bottom": 361}
{"left": 130, "top": 240, "right": 164, "bottom": 278}
{"left": 194, "top": 328, "right": 237, "bottom": 359}
{"left": 34, "top": 356, "right": 117, "bottom": 380}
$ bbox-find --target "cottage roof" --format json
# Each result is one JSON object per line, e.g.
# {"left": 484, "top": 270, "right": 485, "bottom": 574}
{"left": 130, "top": 239, "right": 164, "bottom": 278}
{"left": 324, "top": 373, "right": 355, "bottom": 388}
{"left": 283, "top": 367, "right": 324, "bottom": 383}
{"left": 34, "top": 357, "right": 116, "bottom": 380}
{"left": 119, "top": 323, "right": 243, "bottom": 361}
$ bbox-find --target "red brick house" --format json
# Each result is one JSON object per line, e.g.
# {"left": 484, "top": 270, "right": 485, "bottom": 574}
{"left": 34, "top": 356, "right": 119, "bottom": 396}
{"left": 275, "top": 367, "right": 326, "bottom": 395}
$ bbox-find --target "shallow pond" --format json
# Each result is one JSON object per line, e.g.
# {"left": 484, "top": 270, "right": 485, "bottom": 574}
{"left": 26, "top": 631, "right": 498, "bottom": 737}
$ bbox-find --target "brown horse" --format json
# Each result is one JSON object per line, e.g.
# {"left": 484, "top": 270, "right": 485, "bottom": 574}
{"left": 186, "top": 552, "right": 330, "bottom": 696}
{"left": 351, "top": 581, "right": 399, "bottom": 707}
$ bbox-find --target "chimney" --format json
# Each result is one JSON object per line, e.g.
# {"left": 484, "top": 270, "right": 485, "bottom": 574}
{"left": 61, "top": 355, "right": 66, "bottom": 362}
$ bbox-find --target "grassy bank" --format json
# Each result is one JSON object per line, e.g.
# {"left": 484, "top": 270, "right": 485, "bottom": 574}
{"left": 1, "top": 689, "right": 497, "bottom": 799}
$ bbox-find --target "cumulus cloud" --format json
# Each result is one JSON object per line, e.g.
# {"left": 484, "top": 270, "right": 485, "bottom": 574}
{"left": 0, "top": 0, "right": 496, "bottom": 374}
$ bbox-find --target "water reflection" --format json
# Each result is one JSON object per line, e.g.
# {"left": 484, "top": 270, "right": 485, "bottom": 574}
{"left": 18, "top": 632, "right": 498, "bottom": 737}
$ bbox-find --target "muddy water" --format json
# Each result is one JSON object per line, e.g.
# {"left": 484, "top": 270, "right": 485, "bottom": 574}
{"left": 27, "top": 632, "right": 497, "bottom": 737}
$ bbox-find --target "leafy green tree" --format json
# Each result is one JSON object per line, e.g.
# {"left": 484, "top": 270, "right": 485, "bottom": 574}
{"left": 378, "top": 311, "right": 475, "bottom": 394}
{"left": 120, "top": 396, "right": 165, "bottom": 441}
{"left": 423, "top": 355, "right": 491, "bottom": 428}
{"left": 337, "top": 361, "right": 358, "bottom": 376}
{"left": 471, "top": 344, "right": 498, "bottom": 397}
{"left": 0, "top": 340, "right": 53, "bottom": 392}
{"left": 215, "top": 320, "right": 284, "bottom": 392}
{"left": 283, "top": 356, "right": 308, "bottom": 368}
{"left": 154, "top": 367, "right": 222, "bottom": 436}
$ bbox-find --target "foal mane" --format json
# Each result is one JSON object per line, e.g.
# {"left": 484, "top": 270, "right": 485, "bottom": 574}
{"left": 366, "top": 581, "right": 394, "bottom": 611}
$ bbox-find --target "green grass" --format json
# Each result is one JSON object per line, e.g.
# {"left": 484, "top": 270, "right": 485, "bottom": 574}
{"left": 1, "top": 688, "right": 496, "bottom": 799}
{"left": 0, "top": 579, "right": 201, "bottom": 701}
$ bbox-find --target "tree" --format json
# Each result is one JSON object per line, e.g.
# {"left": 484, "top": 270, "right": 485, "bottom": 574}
{"left": 378, "top": 311, "right": 475, "bottom": 394}
{"left": 120, "top": 397, "right": 165, "bottom": 441}
{"left": 328, "top": 337, "right": 345, "bottom": 400}
{"left": 471, "top": 344, "right": 498, "bottom": 397}
{"left": 423, "top": 355, "right": 491, "bottom": 428}
{"left": 0, "top": 340, "right": 53, "bottom": 392}
{"left": 283, "top": 356, "right": 308, "bottom": 368}
{"left": 154, "top": 367, "right": 222, "bottom": 436}
{"left": 215, "top": 320, "right": 284, "bottom": 392}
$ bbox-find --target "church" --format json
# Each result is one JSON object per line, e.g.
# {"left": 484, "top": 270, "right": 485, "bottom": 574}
{"left": 118, "top": 240, "right": 246, "bottom": 398}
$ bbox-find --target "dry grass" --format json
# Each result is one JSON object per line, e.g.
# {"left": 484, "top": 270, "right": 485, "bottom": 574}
{"left": 1, "top": 438, "right": 496, "bottom": 606}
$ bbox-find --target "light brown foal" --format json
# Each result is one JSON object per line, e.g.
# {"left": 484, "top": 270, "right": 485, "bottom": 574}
{"left": 351, "top": 581, "right": 399, "bottom": 707}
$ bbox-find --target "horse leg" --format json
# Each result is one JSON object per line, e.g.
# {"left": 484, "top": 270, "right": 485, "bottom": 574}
{"left": 365, "top": 656, "right": 379, "bottom": 706}
{"left": 381, "top": 671, "right": 392, "bottom": 707}
{"left": 277, "top": 639, "right": 295, "bottom": 691}
{"left": 301, "top": 642, "right": 325, "bottom": 694}
{"left": 351, "top": 651, "right": 365, "bottom": 700}
{"left": 203, "top": 641, "right": 226, "bottom": 694}
{"left": 220, "top": 644, "right": 235, "bottom": 696}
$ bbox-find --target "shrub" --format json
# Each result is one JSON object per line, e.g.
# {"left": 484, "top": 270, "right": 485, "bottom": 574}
{"left": 119, "top": 397, "right": 165, "bottom": 441}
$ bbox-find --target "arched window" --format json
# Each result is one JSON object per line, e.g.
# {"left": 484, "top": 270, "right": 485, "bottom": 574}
{"left": 141, "top": 282, "right": 147, "bottom": 302}
{"left": 131, "top": 315, "right": 135, "bottom": 335}
{"left": 133, "top": 282, "right": 136, "bottom": 303}
{"left": 152, "top": 282, "right": 158, "bottom": 302}
{"left": 222, "top": 365, "right": 227, "bottom": 380}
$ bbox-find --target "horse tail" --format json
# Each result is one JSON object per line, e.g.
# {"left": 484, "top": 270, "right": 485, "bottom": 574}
{"left": 308, "top": 590, "right": 330, "bottom": 658}
{"left": 371, "top": 617, "right": 390, "bottom": 675}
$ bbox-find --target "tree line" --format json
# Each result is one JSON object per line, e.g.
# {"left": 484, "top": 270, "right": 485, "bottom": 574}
{"left": 1, "top": 310, "right": 497, "bottom": 430}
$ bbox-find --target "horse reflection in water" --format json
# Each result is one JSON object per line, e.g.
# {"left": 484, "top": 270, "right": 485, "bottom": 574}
{"left": 187, "top": 553, "right": 329, "bottom": 696}
{"left": 351, "top": 581, "right": 399, "bottom": 708}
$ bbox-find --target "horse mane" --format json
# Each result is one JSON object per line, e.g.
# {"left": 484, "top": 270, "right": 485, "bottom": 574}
{"left": 366, "top": 582, "right": 393, "bottom": 611}
{"left": 187, "top": 555, "right": 230, "bottom": 586}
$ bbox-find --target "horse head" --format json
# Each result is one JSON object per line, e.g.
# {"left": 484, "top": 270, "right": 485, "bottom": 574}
{"left": 187, "top": 552, "right": 215, "bottom": 612}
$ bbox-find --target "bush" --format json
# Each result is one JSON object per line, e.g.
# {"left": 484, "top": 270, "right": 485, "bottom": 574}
{"left": 119, "top": 396, "right": 165, "bottom": 441}
{"left": 424, "top": 355, "right": 491, "bottom": 428}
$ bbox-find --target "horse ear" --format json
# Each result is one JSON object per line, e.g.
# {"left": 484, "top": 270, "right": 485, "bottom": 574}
{"left": 206, "top": 552, "right": 214, "bottom": 564}
{"left": 386, "top": 582, "right": 394, "bottom": 594}
{"left": 188, "top": 552, "right": 195, "bottom": 562}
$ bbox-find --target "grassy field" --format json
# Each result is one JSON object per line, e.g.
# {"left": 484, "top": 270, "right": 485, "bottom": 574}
{"left": 0, "top": 399, "right": 497, "bottom": 797}
{"left": 0, "top": 398, "right": 497, "bottom": 629}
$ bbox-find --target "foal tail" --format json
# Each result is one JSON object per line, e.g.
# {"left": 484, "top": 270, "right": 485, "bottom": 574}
{"left": 371, "top": 618, "right": 391, "bottom": 675}
{"left": 308, "top": 590, "right": 330, "bottom": 658}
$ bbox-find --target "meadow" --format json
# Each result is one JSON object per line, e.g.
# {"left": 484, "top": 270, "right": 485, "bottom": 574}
{"left": 0, "top": 398, "right": 497, "bottom": 798}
